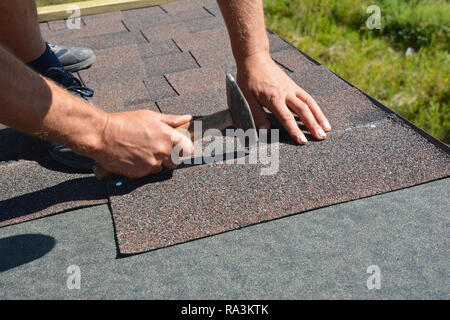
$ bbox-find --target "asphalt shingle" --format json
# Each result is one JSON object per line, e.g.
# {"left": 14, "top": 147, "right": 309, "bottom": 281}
{"left": 89, "top": 80, "right": 154, "bottom": 112}
{"left": 51, "top": 31, "right": 147, "bottom": 51}
{"left": 43, "top": 12, "right": 126, "bottom": 41}
{"left": 79, "top": 44, "right": 146, "bottom": 86}
{"left": 165, "top": 66, "right": 225, "bottom": 95}
{"left": 271, "top": 48, "right": 317, "bottom": 72}
{"left": 157, "top": 88, "right": 227, "bottom": 116}
{"left": 184, "top": 16, "right": 225, "bottom": 33}
{"left": 189, "top": 46, "right": 236, "bottom": 74}
{"left": 142, "top": 52, "right": 199, "bottom": 77}
{"left": 172, "top": 28, "right": 230, "bottom": 52}
{"left": 138, "top": 40, "right": 181, "bottom": 59}
{"left": 290, "top": 65, "right": 353, "bottom": 96}
{"left": 107, "top": 118, "right": 450, "bottom": 254}
{"left": 121, "top": 6, "right": 175, "bottom": 31}
{"left": 141, "top": 23, "right": 190, "bottom": 42}
{"left": 143, "top": 75, "right": 178, "bottom": 101}
{"left": 2, "top": 1, "right": 448, "bottom": 254}
{"left": 0, "top": 158, "right": 107, "bottom": 228}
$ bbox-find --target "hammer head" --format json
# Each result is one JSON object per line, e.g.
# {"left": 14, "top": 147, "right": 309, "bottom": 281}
{"left": 226, "top": 74, "right": 258, "bottom": 148}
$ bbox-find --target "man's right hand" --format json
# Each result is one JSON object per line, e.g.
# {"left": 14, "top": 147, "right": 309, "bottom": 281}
{"left": 91, "top": 110, "right": 194, "bottom": 178}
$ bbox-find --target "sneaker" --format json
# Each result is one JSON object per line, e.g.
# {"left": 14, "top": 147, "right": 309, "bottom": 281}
{"left": 43, "top": 67, "right": 96, "bottom": 170}
{"left": 48, "top": 43, "right": 96, "bottom": 72}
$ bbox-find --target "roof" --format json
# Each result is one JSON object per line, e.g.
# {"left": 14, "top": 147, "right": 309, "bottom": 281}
{"left": 0, "top": 0, "right": 449, "bottom": 298}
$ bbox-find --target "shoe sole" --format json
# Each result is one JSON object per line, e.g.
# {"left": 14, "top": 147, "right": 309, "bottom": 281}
{"left": 63, "top": 55, "right": 96, "bottom": 73}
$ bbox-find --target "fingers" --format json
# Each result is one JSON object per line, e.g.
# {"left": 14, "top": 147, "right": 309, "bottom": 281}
{"left": 245, "top": 93, "right": 271, "bottom": 130}
{"left": 159, "top": 113, "right": 193, "bottom": 128}
{"left": 162, "top": 158, "right": 177, "bottom": 170}
{"left": 147, "top": 125, "right": 194, "bottom": 172}
{"left": 295, "top": 88, "right": 331, "bottom": 132}
{"left": 270, "top": 98, "right": 308, "bottom": 145}
{"left": 147, "top": 161, "right": 164, "bottom": 174}
{"left": 155, "top": 128, "right": 193, "bottom": 170}
{"left": 286, "top": 94, "right": 326, "bottom": 141}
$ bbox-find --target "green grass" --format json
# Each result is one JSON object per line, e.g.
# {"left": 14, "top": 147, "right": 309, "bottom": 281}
{"left": 36, "top": 0, "right": 88, "bottom": 6}
{"left": 37, "top": 0, "right": 449, "bottom": 142}
{"left": 263, "top": 0, "right": 449, "bottom": 143}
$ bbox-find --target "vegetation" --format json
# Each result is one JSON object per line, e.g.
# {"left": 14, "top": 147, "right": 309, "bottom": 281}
{"left": 263, "top": 0, "right": 449, "bottom": 142}
{"left": 36, "top": 0, "right": 86, "bottom": 6}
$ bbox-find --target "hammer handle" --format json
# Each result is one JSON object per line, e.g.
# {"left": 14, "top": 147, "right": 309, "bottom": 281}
{"left": 93, "top": 110, "right": 233, "bottom": 180}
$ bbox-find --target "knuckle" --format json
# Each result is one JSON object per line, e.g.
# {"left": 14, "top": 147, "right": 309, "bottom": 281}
{"left": 147, "top": 158, "right": 161, "bottom": 168}
{"left": 268, "top": 91, "right": 280, "bottom": 104}
{"left": 262, "top": 87, "right": 282, "bottom": 105}
{"left": 279, "top": 111, "right": 294, "bottom": 123}
{"left": 296, "top": 101, "right": 308, "bottom": 112}
{"left": 304, "top": 95, "right": 315, "bottom": 106}
{"left": 154, "top": 142, "right": 171, "bottom": 158}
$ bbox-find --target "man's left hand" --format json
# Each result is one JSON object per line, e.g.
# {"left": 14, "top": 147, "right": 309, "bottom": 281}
{"left": 236, "top": 52, "right": 331, "bottom": 145}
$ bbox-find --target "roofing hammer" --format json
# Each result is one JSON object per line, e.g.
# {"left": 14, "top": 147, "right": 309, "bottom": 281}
{"left": 93, "top": 74, "right": 258, "bottom": 180}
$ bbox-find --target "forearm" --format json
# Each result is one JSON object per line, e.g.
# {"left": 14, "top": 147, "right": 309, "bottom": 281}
{"left": 0, "top": 45, "right": 107, "bottom": 156}
{"left": 217, "top": 0, "right": 270, "bottom": 67}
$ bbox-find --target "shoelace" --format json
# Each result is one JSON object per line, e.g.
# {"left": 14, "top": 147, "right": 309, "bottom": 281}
{"left": 44, "top": 67, "right": 94, "bottom": 99}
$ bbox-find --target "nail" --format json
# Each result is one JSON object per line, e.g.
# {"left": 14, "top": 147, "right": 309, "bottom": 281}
{"left": 318, "top": 128, "right": 326, "bottom": 139}
{"left": 323, "top": 119, "right": 331, "bottom": 131}
{"left": 298, "top": 135, "right": 308, "bottom": 144}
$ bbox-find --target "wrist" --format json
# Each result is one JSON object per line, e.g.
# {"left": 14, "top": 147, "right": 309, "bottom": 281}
{"left": 236, "top": 50, "right": 272, "bottom": 73}
{"left": 83, "top": 109, "right": 110, "bottom": 160}
{"left": 65, "top": 103, "right": 110, "bottom": 161}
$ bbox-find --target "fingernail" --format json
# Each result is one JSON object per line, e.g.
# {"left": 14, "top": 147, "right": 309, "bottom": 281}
{"left": 323, "top": 120, "right": 331, "bottom": 131}
{"left": 318, "top": 128, "right": 326, "bottom": 139}
{"left": 298, "top": 135, "right": 308, "bottom": 144}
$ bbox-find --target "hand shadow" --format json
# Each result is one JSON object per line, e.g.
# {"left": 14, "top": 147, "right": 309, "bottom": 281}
{"left": 0, "top": 234, "right": 55, "bottom": 272}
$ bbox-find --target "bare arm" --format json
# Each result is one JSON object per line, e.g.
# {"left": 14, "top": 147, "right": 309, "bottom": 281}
{"left": 217, "top": 0, "right": 331, "bottom": 144}
{"left": 0, "top": 44, "right": 107, "bottom": 154}
{"left": 0, "top": 45, "right": 193, "bottom": 178}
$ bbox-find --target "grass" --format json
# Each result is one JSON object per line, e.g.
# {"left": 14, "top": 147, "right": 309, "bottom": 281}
{"left": 37, "top": 0, "right": 449, "bottom": 143}
{"left": 36, "top": 0, "right": 87, "bottom": 6}
{"left": 263, "top": 0, "right": 449, "bottom": 143}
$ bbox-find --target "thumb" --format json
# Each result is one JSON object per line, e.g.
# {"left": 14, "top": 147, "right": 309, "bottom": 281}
{"left": 170, "top": 128, "right": 194, "bottom": 158}
{"left": 159, "top": 113, "right": 193, "bottom": 128}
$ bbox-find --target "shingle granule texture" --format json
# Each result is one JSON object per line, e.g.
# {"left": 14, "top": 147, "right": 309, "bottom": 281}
{"left": 157, "top": 89, "right": 227, "bottom": 116}
{"left": 2, "top": 1, "right": 448, "bottom": 249}
{"left": 165, "top": 67, "right": 225, "bottom": 95}
{"left": 107, "top": 117, "right": 449, "bottom": 254}
{"left": 0, "top": 158, "right": 107, "bottom": 228}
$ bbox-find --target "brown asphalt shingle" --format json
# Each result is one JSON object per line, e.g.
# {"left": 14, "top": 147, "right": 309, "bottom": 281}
{"left": 1, "top": 0, "right": 448, "bottom": 255}
{"left": 107, "top": 118, "right": 449, "bottom": 254}
{"left": 165, "top": 66, "right": 224, "bottom": 95}
{"left": 0, "top": 158, "right": 107, "bottom": 228}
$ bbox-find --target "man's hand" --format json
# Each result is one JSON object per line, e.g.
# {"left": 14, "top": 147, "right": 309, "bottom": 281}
{"left": 92, "top": 110, "right": 194, "bottom": 178}
{"left": 237, "top": 52, "right": 331, "bottom": 144}
{"left": 218, "top": 0, "right": 331, "bottom": 144}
